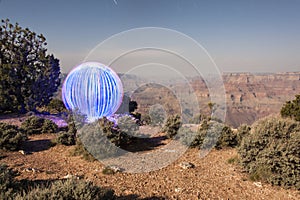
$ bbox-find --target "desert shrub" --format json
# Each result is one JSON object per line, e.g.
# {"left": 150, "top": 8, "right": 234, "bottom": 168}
{"left": 130, "top": 112, "right": 141, "bottom": 123}
{"left": 0, "top": 164, "right": 19, "bottom": 199}
{"left": 189, "top": 113, "right": 207, "bottom": 124}
{"left": 141, "top": 114, "right": 151, "bottom": 125}
{"left": 281, "top": 94, "right": 300, "bottom": 121}
{"left": 117, "top": 115, "right": 139, "bottom": 137}
{"left": 41, "top": 119, "right": 58, "bottom": 133}
{"left": 0, "top": 123, "right": 27, "bottom": 151}
{"left": 175, "top": 126, "right": 197, "bottom": 146}
{"left": 149, "top": 104, "right": 166, "bottom": 126}
{"left": 55, "top": 131, "right": 76, "bottom": 146}
{"left": 179, "top": 120, "right": 237, "bottom": 149}
{"left": 21, "top": 116, "right": 58, "bottom": 135}
{"left": 238, "top": 116, "right": 300, "bottom": 189}
{"left": 162, "top": 115, "right": 182, "bottom": 138}
{"left": 227, "top": 156, "right": 239, "bottom": 164}
{"left": 15, "top": 179, "right": 115, "bottom": 200}
{"left": 78, "top": 123, "right": 118, "bottom": 160}
{"left": 236, "top": 124, "right": 251, "bottom": 146}
{"left": 99, "top": 117, "right": 132, "bottom": 147}
{"left": 46, "top": 99, "right": 67, "bottom": 114}
{"left": 179, "top": 120, "right": 208, "bottom": 148}
{"left": 215, "top": 125, "right": 237, "bottom": 149}
{"left": 53, "top": 114, "right": 77, "bottom": 146}
{"left": 70, "top": 139, "right": 96, "bottom": 162}
{"left": 102, "top": 166, "right": 116, "bottom": 175}
{"left": 75, "top": 117, "right": 132, "bottom": 160}
{"left": 1, "top": 163, "right": 115, "bottom": 200}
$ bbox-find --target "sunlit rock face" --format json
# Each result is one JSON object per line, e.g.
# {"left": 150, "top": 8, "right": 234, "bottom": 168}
{"left": 62, "top": 62, "right": 123, "bottom": 122}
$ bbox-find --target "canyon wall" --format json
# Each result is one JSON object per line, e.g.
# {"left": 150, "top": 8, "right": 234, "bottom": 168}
{"left": 130, "top": 72, "right": 300, "bottom": 127}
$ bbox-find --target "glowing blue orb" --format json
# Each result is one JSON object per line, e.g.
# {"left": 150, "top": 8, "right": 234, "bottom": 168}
{"left": 62, "top": 62, "right": 123, "bottom": 122}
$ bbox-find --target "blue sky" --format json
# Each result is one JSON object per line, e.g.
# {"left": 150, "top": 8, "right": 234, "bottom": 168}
{"left": 0, "top": 0, "right": 300, "bottom": 73}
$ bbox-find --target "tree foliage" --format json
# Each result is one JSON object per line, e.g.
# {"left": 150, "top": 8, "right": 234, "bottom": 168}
{"left": 281, "top": 94, "right": 300, "bottom": 121}
{"left": 0, "top": 19, "right": 60, "bottom": 113}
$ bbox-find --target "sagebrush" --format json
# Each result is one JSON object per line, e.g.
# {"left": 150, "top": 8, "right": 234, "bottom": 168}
{"left": 0, "top": 123, "right": 27, "bottom": 151}
{"left": 0, "top": 163, "right": 115, "bottom": 200}
{"left": 21, "top": 116, "right": 58, "bottom": 135}
{"left": 238, "top": 116, "right": 300, "bottom": 190}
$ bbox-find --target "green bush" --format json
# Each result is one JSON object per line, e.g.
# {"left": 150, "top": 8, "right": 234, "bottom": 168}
{"left": 99, "top": 117, "right": 132, "bottom": 147}
{"left": 73, "top": 117, "right": 132, "bottom": 160}
{"left": 55, "top": 131, "right": 76, "bottom": 146}
{"left": 15, "top": 179, "right": 115, "bottom": 200}
{"left": 0, "top": 164, "right": 19, "bottom": 199}
{"left": 189, "top": 113, "right": 207, "bottom": 124}
{"left": 236, "top": 124, "right": 251, "bottom": 146}
{"left": 46, "top": 99, "right": 67, "bottom": 114}
{"left": 216, "top": 125, "right": 237, "bottom": 149}
{"left": 175, "top": 126, "right": 197, "bottom": 146}
{"left": 21, "top": 116, "right": 58, "bottom": 135}
{"left": 281, "top": 94, "right": 300, "bottom": 121}
{"left": 70, "top": 139, "right": 96, "bottom": 162}
{"left": 1, "top": 163, "right": 115, "bottom": 200}
{"left": 179, "top": 120, "right": 237, "bottom": 149}
{"left": 117, "top": 115, "right": 139, "bottom": 137}
{"left": 238, "top": 116, "right": 300, "bottom": 190}
{"left": 0, "top": 123, "right": 27, "bottom": 151}
{"left": 149, "top": 104, "right": 166, "bottom": 126}
{"left": 41, "top": 119, "right": 59, "bottom": 133}
{"left": 162, "top": 115, "right": 182, "bottom": 138}
{"left": 54, "top": 114, "right": 77, "bottom": 146}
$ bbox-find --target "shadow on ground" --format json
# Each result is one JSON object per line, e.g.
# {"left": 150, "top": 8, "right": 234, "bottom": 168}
{"left": 20, "top": 139, "right": 52, "bottom": 153}
{"left": 121, "top": 136, "right": 168, "bottom": 152}
{"left": 117, "top": 194, "right": 167, "bottom": 200}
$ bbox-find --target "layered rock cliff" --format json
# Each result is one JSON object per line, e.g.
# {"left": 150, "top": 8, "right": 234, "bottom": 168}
{"left": 129, "top": 72, "right": 300, "bottom": 127}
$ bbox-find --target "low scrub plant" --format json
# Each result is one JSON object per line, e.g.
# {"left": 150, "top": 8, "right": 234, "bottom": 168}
{"left": 179, "top": 120, "right": 237, "bottom": 150}
{"left": 238, "top": 116, "right": 300, "bottom": 190}
{"left": 15, "top": 179, "right": 115, "bottom": 200}
{"left": 236, "top": 124, "right": 251, "bottom": 146}
{"left": 0, "top": 163, "right": 115, "bottom": 200}
{"left": 0, "top": 123, "right": 27, "bottom": 151}
{"left": 0, "top": 164, "right": 19, "bottom": 199}
{"left": 70, "top": 139, "right": 96, "bottom": 162}
{"left": 21, "top": 116, "right": 58, "bottom": 135}
{"left": 163, "top": 114, "right": 182, "bottom": 139}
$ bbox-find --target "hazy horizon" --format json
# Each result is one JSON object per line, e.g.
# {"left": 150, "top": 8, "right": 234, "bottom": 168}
{"left": 1, "top": 0, "right": 300, "bottom": 74}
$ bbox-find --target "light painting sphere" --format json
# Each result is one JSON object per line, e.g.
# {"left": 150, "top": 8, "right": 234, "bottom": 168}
{"left": 62, "top": 62, "right": 123, "bottom": 122}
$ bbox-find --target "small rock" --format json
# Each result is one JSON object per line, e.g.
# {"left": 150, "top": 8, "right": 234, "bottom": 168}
{"left": 175, "top": 187, "right": 181, "bottom": 192}
{"left": 110, "top": 165, "right": 122, "bottom": 173}
{"left": 24, "top": 167, "right": 40, "bottom": 173}
{"left": 164, "top": 149, "right": 176, "bottom": 153}
{"left": 253, "top": 182, "right": 262, "bottom": 187}
{"left": 63, "top": 174, "right": 80, "bottom": 179}
{"left": 179, "top": 162, "right": 195, "bottom": 169}
{"left": 18, "top": 150, "right": 30, "bottom": 155}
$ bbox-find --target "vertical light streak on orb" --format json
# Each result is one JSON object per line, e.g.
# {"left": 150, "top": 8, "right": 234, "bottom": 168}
{"left": 62, "top": 62, "right": 123, "bottom": 122}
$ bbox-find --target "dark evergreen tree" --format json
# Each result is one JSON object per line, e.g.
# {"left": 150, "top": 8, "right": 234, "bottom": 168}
{"left": 129, "top": 101, "right": 138, "bottom": 113}
{"left": 0, "top": 19, "right": 60, "bottom": 113}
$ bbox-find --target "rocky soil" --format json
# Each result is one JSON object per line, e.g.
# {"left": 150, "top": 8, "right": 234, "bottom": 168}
{"left": 1, "top": 132, "right": 299, "bottom": 200}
